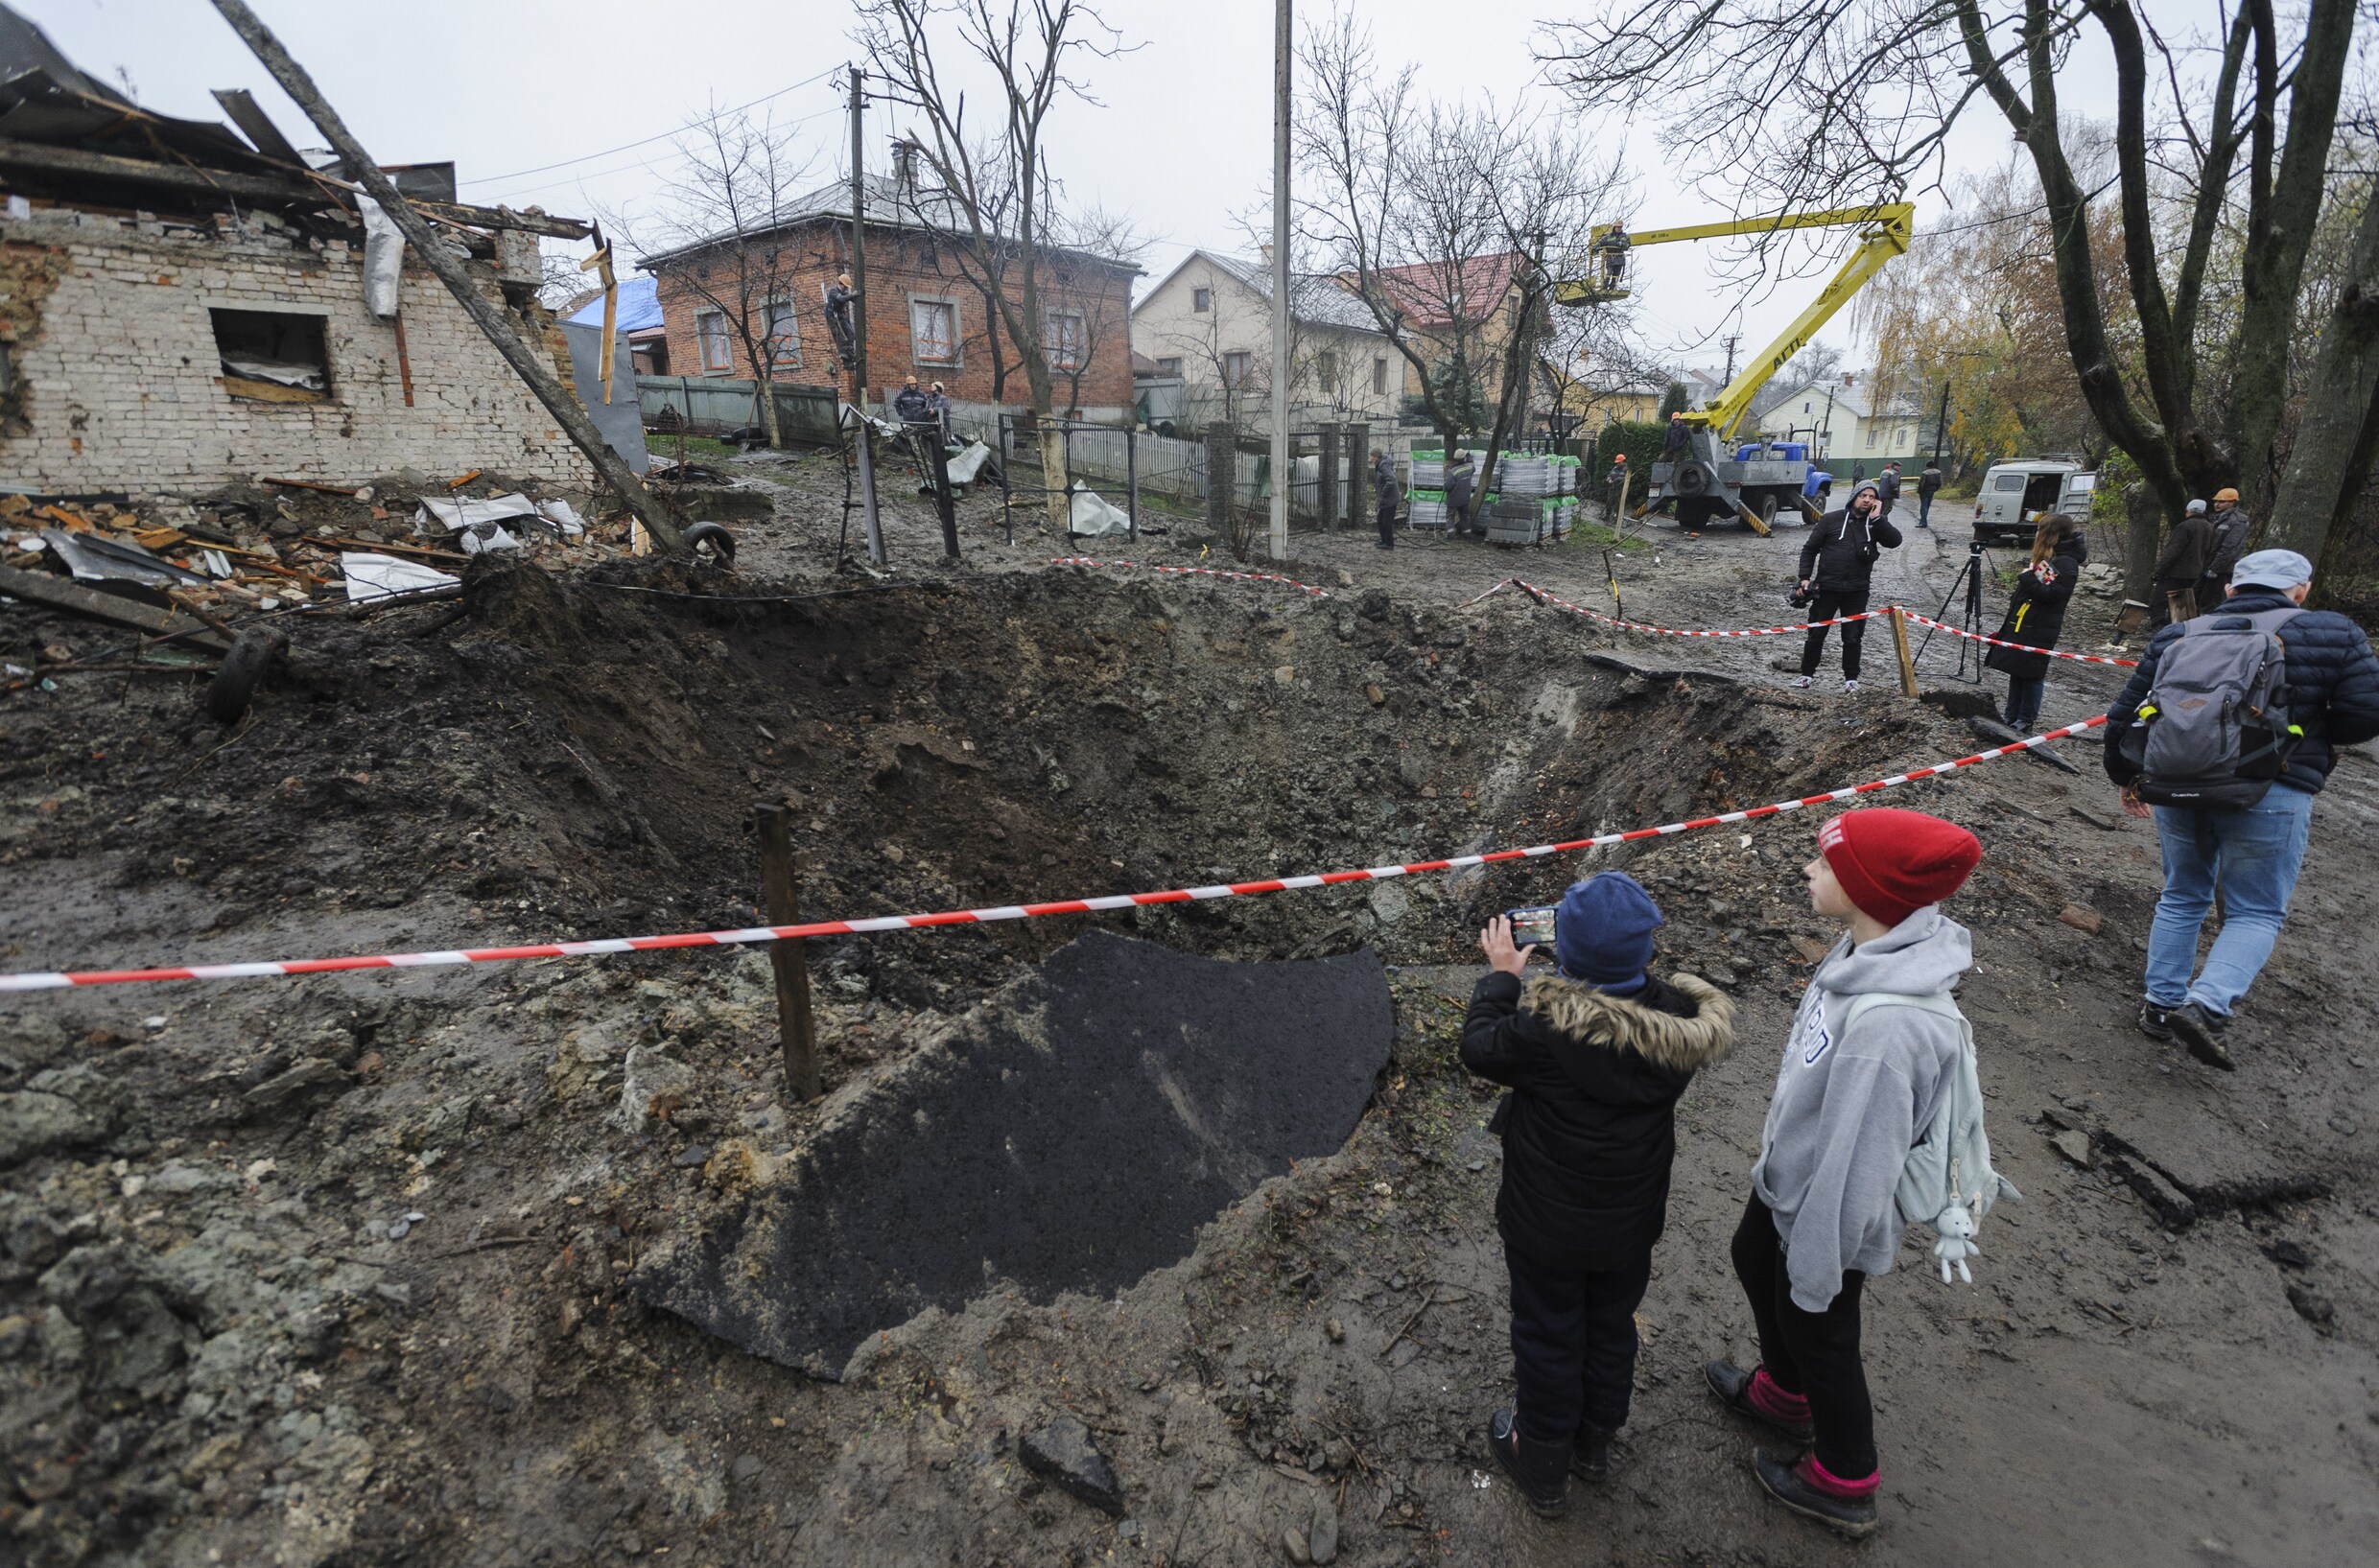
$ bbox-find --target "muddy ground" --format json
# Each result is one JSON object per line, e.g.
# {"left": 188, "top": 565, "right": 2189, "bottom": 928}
{"left": 1, "top": 451, "right": 2374, "bottom": 1568}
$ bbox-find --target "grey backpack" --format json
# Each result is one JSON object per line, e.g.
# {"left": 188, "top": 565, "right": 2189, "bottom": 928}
{"left": 2120, "top": 607, "right": 2304, "bottom": 808}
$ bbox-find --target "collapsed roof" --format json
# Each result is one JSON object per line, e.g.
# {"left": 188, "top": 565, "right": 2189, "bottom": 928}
{"left": 0, "top": 3, "right": 587, "bottom": 243}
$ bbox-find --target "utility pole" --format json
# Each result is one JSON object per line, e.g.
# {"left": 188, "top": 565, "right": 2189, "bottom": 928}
{"left": 1268, "top": 0, "right": 1292, "bottom": 562}
{"left": 848, "top": 66, "right": 870, "bottom": 413}
{"left": 1820, "top": 387, "right": 1836, "bottom": 460}
{"left": 1721, "top": 333, "right": 1739, "bottom": 386}
{"left": 849, "top": 66, "right": 884, "bottom": 567}
{"left": 1931, "top": 380, "right": 1950, "bottom": 466}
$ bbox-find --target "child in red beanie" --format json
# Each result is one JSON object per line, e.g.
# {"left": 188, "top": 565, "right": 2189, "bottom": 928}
{"left": 1704, "top": 807, "right": 1981, "bottom": 1540}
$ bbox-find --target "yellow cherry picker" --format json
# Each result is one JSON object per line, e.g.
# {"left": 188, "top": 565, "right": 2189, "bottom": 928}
{"left": 1557, "top": 202, "right": 1915, "bottom": 536}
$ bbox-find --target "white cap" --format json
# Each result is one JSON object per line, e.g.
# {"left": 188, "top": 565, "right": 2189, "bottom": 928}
{"left": 2185, "top": 499, "right": 2208, "bottom": 515}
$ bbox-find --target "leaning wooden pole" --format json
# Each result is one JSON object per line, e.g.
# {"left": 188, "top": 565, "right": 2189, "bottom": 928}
{"left": 207, "top": 0, "right": 684, "bottom": 550}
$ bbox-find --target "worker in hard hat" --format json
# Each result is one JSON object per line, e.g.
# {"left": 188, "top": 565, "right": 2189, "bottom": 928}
{"left": 2202, "top": 487, "right": 2251, "bottom": 600}
{"left": 1595, "top": 222, "right": 1631, "bottom": 292}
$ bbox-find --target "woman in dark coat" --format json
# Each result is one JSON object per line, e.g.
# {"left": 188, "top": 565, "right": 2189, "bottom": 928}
{"left": 1985, "top": 512, "right": 2085, "bottom": 729}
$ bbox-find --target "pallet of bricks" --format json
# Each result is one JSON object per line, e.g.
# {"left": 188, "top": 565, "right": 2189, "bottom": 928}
{"left": 1483, "top": 453, "right": 1578, "bottom": 546}
{"left": 1404, "top": 448, "right": 1500, "bottom": 532}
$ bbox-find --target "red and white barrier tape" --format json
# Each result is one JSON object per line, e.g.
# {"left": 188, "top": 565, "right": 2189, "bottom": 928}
{"left": 0, "top": 714, "right": 2109, "bottom": 992}
{"left": 1052, "top": 557, "right": 1334, "bottom": 598}
{"left": 1506, "top": 578, "right": 1883, "bottom": 639}
{"left": 1898, "top": 611, "right": 2140, "bottom": 667}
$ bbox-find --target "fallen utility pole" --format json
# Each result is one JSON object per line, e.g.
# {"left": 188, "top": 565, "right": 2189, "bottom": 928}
{"left": 206, "top": 0, "right": 684, "bottom": 551}
{"left": 753, "top": 805, "right": 820, "bottom": 1102}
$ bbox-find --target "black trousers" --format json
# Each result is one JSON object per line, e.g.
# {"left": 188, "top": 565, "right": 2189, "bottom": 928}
{"left": 1730, "top": 1194, "right": 1877, "bottom": 1479}
{"left": 2004, "top": 673, "right": 2046, "bottom": 729}
{"left": 1798, "top": 588, "right": 1871, "bottom": 678}
{"left": 1377, "top": 502, "right": 1398, "bottom": 548}
{"left": 1506, "top": 1245, "right": 1654, "bottom": 1443}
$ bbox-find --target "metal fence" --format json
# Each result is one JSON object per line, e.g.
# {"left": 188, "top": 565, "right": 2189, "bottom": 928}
{"left": 636, "top": 377, "right": 841, "bottom": 444}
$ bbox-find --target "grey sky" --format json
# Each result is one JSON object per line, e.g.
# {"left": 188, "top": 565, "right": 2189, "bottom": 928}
{"left": 43, "top": 0, "right": 2138, "bottom": 380}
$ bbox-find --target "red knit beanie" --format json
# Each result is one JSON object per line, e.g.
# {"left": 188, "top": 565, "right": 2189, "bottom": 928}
{"left": 1818, "top": 808, "right": 1981, "bottom": 926}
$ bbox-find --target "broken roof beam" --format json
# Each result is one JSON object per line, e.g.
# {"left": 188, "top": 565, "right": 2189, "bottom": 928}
{"left": 0, "top": 136, "right": 591, "bottom": 239}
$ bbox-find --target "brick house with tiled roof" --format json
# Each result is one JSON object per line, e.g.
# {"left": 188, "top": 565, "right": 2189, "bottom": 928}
{"left": 637, "top": 162, "right": 1139, "bottom": 423}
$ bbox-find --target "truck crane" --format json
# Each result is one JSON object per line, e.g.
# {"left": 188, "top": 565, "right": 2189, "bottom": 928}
{"left": 1555, "top": 202, "right": 1915, "bottom": 536}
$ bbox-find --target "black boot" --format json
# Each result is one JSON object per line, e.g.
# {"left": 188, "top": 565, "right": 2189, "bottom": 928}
{"left": 1703, "top": 1360, "right": 1815, "bottom": 1444}
{"left": 1486, "top": 1407, "right": 1571, "bottom": 1518}
{"left": 1571, "top": 1422, "right": 1618, "bottom": 1483}
{"left": 1754, "top": 1449, "right": 1878, "bottom": 1539}
{"left": 2167, "top": 1002, "right": 2235, "bottom": 1071}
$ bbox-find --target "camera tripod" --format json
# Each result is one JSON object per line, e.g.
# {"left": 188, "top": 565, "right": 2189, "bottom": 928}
{"left": 1911, "top": 537, "right": 1990, "bottom": 682}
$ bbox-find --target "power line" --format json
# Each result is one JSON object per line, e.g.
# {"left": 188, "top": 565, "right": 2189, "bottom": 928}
{"left": 458, "top": 66, "right": 841, "bottom": 189}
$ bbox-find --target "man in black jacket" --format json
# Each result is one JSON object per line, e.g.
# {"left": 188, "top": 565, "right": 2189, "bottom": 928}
{"left": 1464, "top": 874, "right": 1734, "bottom": 1518}
{"left": 1795, "top": 481, "right": 1903, "bottom": 691}
{"left": 1875, "top": 461, "right": 1902, "bottom": 521}
{"left": 1915, "top": 461, "right": 1942, "bottom": 528}
{"left": 2106, "top": 549, "right": 2379, "bottom": 1068}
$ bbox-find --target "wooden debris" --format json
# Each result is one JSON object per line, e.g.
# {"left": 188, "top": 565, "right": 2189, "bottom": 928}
{"left": 0, "top": 562, "right": 231, "bottom": 652}
{"left": 261, "top": 477, "right": 360, "bottom": 496}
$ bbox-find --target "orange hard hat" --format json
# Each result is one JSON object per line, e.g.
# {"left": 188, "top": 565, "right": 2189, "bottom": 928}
{"left": 2213, "top": 487, "right": 2240, "bottom": 503}
{"left": 1613, "top": 453, "right": 1627, "bottom": 461}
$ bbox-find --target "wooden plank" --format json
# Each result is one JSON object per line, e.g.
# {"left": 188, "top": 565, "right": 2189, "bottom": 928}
{"left": 0, "top": 562, "right": 231, "bottom": 652}
{"left": 221, "top": 374, "right": 327, "bottom": 404}
{"left": 754, "top": 805, "right": 821, "bottom": 1102}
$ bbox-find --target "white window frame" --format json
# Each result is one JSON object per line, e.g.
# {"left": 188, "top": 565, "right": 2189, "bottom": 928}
{"left": 1373, "top": 356, "right": 1389, "bottom": 395}
{"left": 1045, "top": 309, "right": 1086, "bottom": 370}
{"left": 909, "top": 294, "right": 961, "bottom": 367}
{"left": 1192, "top": 287, "right": 1212, "bottom": 313}
{"left": 1155, "top": 356, "right": 1183, "bottom": 377}
{"left": 695, "top": 308, "right": 734, "bottom": 375}
{"left": 764, "top": 297, "right": 802, "bottom": 370}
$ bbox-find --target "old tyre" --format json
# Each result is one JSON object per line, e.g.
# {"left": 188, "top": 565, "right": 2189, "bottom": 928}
{"left": 206, "top": 627, "right": 287, "bottom": 725}
{"left": 1674, "top": 461, "right": 1708, "bottom": 496}
{"left": 683, "top": 521, "right": 738, "bottom": 567}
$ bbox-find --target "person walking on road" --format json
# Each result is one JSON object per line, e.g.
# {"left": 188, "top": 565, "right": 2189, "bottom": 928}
{"left": 1983, "top": 513, "right": 2085, "bottom": 730}
{"left": 1915, "top": 460, "right": 1942, "bottom": 528}
{"left": 1795, "top": 481, "right": 1903, "bottom": 692}
{"left": 1874, "top": 461, "right": 1902, "bottom": 521}
{"left": 1466, "top": 875, "right": 1734, "bottom": 1519}
{"left": 1373, "top": 449, "right": 1401, "bottom": 550}
{"left": 2105, "top": 549, "right": 2379, "bottom": 1069}
{"left": 1708, "top": 808, "right": 1985, "bottom": 1542}
{"left": 2153, "top": 499, "right": 2216, "bottom": 625}
{"left": 1447, "top": 450, "right": 1477, "bottom": 535}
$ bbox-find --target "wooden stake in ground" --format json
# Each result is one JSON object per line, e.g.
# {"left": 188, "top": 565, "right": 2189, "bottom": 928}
{"left": 754, "top": 805, "right": 820, "bottom": 1102}
{"left": 206, "top": 0, "right": 683, "bottom": 550}
{"left": 1888, "top": 604, "right": 1921, "bottom": 697}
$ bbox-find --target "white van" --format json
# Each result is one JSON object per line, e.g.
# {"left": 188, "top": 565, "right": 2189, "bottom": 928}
{"left": 1971, "top": 458, "right": 2097, "bottom": 546}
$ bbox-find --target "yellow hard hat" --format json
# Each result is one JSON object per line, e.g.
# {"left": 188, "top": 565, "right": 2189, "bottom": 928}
{"left": 2214, "top": 487, "right": 2240, "bottom": 503}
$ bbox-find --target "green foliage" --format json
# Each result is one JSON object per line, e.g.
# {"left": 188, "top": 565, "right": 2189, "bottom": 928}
{"left": 1590, "top": 419, "right": 1671, "bottom": 481}
{"left": 1401, "top": 358, "right": 1494, "bottom": 435}
{"left": 1658, "top": 380, "right": 1689, "bottom": 417}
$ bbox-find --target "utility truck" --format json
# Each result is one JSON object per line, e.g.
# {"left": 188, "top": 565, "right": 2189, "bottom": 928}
{"left": 1555, "top": 203, "right": 1914, "bottom": 536}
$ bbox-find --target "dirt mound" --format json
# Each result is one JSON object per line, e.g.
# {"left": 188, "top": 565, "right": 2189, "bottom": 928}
{"left": 636, "top": 930, "right": 1393, "bottom": 1374}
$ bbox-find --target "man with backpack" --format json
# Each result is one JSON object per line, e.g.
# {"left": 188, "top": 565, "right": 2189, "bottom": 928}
{"left": 2105, "top": 550, "right": 2379, "bottom": 1069}
{"left": 1874, "top": 461, "right": 1901, "bottom": 521}
{"left": 1915, "top": 460, "right": 1942, "bottom": 528}
{"left": 1706, "top": 807, "right": 2007, "bottom": 1541}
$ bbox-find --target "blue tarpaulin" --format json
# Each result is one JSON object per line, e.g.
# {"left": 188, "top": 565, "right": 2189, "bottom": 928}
{"left": 564, "top": 275, "right": 663, "bottom": 335}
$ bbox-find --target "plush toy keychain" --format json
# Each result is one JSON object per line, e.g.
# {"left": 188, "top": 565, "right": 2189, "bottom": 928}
{"left": 1933, "top": 1205, "right": 1980, "bottom": 1285}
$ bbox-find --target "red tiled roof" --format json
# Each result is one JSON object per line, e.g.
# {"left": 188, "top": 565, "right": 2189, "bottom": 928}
{"left": 1359, "top": 252, "right": 1523, "bottom": 327}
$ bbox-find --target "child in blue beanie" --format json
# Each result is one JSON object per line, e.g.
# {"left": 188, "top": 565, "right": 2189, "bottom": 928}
{"left": 1461, "top": 871, "right": 1735, "bottom": 1518}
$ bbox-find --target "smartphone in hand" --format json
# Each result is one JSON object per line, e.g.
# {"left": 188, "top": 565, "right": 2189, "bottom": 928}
{"left": 1505, "top": 905, "right": 1558, "bottom": 950}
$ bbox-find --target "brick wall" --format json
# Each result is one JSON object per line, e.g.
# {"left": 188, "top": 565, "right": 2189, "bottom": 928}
{"left": 648, "top": 223, "right": 1135, "bottom": 416}
{"left": 0, "top": 211, "right": 598, "bottom": 499}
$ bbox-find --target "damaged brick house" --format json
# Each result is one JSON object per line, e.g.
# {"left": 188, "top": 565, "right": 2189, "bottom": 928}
{"left": 0, "top": 8, "right": 601, "bottom": 503}
{"left": 640, "top": 145, "right": 1139, "bottom": 424}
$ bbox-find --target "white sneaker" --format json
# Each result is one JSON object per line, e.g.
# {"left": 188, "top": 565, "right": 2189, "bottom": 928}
{"left": 1843, "top": 678, "right": 1861, "bottom": 692}
{"left": 1790, "top": 675, "right": 1814, "bottom": 690}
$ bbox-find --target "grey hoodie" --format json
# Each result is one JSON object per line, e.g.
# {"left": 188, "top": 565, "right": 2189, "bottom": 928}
{"left": 1752, "top": 905, "right": 1971, "bottom": 1312}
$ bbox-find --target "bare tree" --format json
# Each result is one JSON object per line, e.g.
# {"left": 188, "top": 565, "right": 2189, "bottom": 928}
{"left": 607, "top": 100, "right": 816, "bottom": 448}
{"left": 856, "top": 0, "right": 1131, "bottom": 532}
{"left": 1539, "top": 0, "right": 2369, "bottom": 571}
{"left": 1296, "top": 8, "right": 1623, "bottom": 527}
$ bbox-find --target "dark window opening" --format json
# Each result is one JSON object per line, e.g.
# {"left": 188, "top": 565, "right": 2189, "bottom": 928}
{"left": 211, "top": 309, "right": 330, "bottom": 404}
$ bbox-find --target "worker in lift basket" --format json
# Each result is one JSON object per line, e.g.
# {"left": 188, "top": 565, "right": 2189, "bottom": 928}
{"left": 1595, "top": 222, "right": 1631, "bottom": 291}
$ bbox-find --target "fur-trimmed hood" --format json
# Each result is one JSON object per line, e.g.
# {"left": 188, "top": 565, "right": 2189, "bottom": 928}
{"left": 1520, "top": 972, "right": 1735, "bottom": 1074}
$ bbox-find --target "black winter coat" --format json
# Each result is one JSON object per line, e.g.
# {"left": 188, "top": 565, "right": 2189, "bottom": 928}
{"left": 2104, "top": 588, "right": 2379, "bottom": 794}
{"left": 1985, "top": 539, "right": 2085, "bottom": 680}
{"left": 1461, "top": 970, "right": 1733, "bottom": 1273}
{"left": 1797, "top": 504, "right": 1903, "bottom": 592}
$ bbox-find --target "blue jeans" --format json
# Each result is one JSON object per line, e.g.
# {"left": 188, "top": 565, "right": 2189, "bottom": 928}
{"left": 2145, "top": 784, "right": 2315, "bottom": 1017}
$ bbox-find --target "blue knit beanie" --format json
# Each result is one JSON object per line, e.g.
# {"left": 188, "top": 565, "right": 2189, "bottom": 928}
{"left": 1554, "top": 872, "right": 1664, "bottom": 987}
